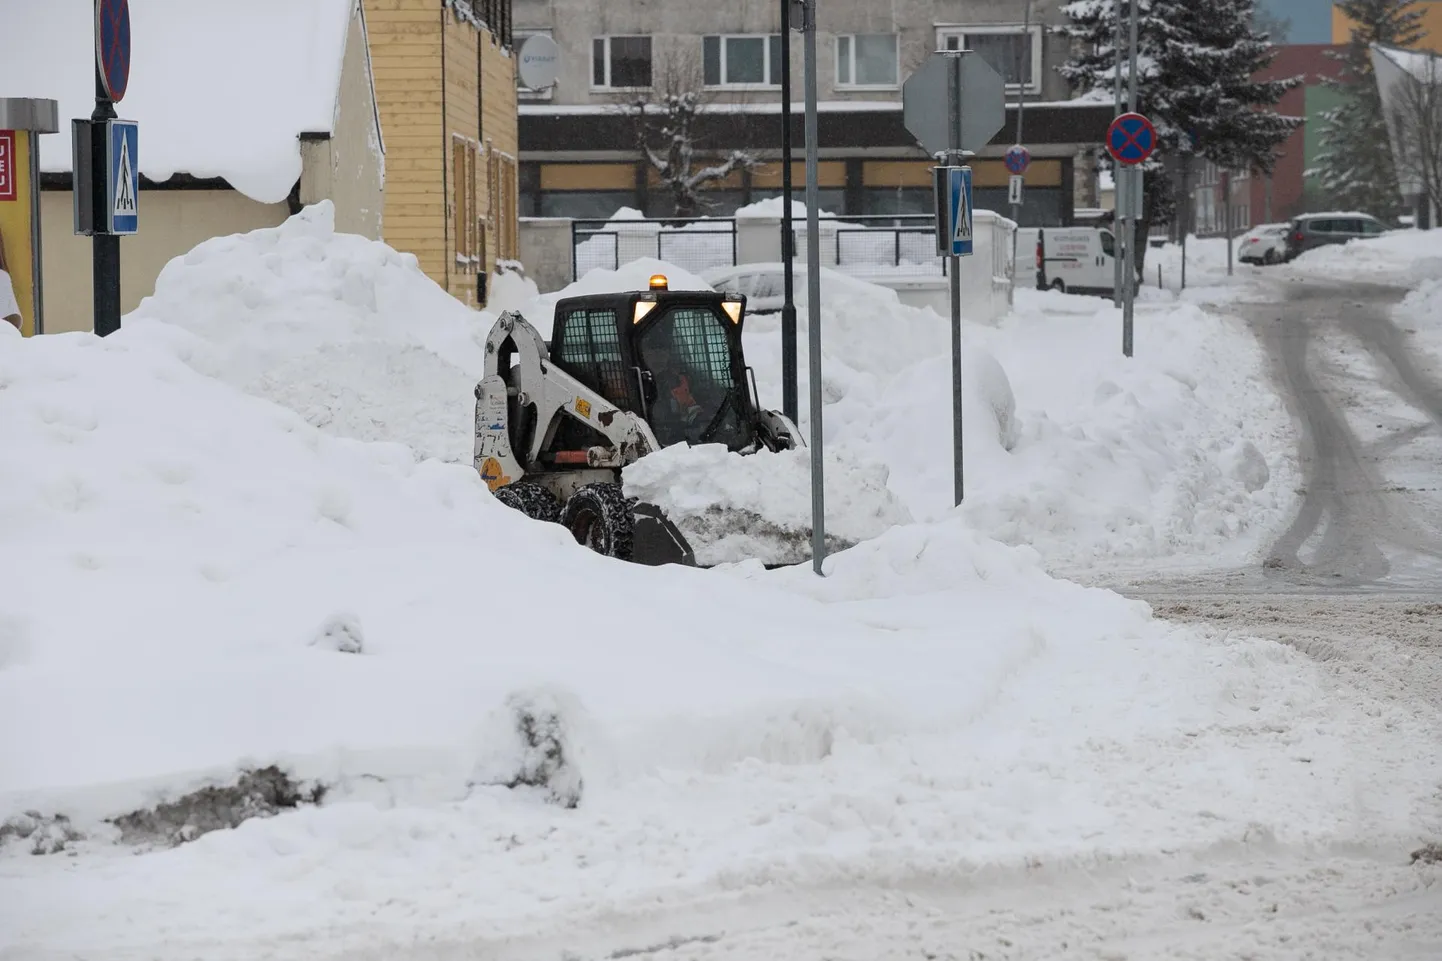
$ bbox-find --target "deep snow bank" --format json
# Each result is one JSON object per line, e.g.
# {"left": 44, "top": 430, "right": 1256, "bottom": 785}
{"left": 1283, "top": 228, "right": 1442, "bottom": 286}
{"left": 622, "top": 444, "right": 913, "bottom": 566}
{"left": 3, "top": 282, "right": 1439, "bottom": 960}
{"left": 742, "top": 276, "right": 1295, "bottom": 573}
{"left": 122, "top": 201, "right": 492, "bottom": 464}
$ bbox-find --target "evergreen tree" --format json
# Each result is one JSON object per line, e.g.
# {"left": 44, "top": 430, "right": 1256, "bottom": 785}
{"left": 1061, "top": 0, "right": 1301, "bottom": 266}
{"left": 1311, "top": 0, "right": 1426, "bottom": 222}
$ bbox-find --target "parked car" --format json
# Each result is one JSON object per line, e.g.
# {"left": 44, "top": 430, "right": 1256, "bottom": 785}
{"left": 1282, "top": 212, "right": 1389, "bottom": 261}
{"left": 1238, "top": 223, "right": 1290, "bottom": 265}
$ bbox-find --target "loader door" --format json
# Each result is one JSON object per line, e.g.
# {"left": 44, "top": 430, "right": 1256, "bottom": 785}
{"left": 637, "top": 305, "right": 752, "bottom": 450}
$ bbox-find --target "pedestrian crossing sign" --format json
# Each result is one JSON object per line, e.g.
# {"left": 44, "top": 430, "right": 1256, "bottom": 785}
{"left": 949, "top": 166, "right": 973, "bottom": 257}
{"left": 107, "top": 119, "right": 139, "bottom": 235}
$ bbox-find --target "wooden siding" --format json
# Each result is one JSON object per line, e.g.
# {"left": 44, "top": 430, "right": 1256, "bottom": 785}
{"left": 364, "top": 0, "right": 520, "bottom": 307}
{"left": 367, "top": 0, "right": 445, "bottom": 283}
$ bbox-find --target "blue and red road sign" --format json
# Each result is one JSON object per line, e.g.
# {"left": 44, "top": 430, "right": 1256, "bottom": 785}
{"left": 1106, "top": 112, "right": 1155, "bottom": 166}
{"left": 1004, "top": 144, "right": 1031, "bottom": 175}
{"left": 96, "top": 0, "right": 132, "bottom": 102}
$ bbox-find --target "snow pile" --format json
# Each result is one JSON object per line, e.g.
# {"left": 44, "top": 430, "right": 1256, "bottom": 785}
{"left": 120, "top": 202, "right": 490, "bottom": 464}
{"left": 1283, "top": 228, "right": 1442, "bottom": 285}
{"left": 2, "top": 0, "right": 357, "bottom": 204}
{"left": 1, "top": 239, "right": 1438, "bottom": 959}
{"left": 733, "top": 197, "right": 840, "bottom": 219}
{"left": 739, "top": 278, "right": 1293, "bottom": 574}
{"left": 622, "top": 444, "right": 912, "bottom": 566}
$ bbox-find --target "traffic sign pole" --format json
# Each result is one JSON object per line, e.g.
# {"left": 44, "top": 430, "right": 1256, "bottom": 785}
{"left": 904, "top": 48, "right": 1003, "bottom": 511}
{"left": 85, "top": 0, "right": 132, "bottom": 338}
{"left": 800, "top": 0, "right": 825, "bottom": 576}
{"left": 1123, "top": 0, "right": 1140, "bottom": 358}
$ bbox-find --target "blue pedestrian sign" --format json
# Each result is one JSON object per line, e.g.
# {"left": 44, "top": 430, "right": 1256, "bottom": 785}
{"left": 106, "top": 119, "right": 138, "bottom": 235}
{"left": 931, "top": 165, "right": 973, "bottom": 257}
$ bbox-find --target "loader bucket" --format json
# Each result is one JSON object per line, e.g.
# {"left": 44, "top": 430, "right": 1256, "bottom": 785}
{"left": 630, "top": 501, "right": 698, "bottom": 567}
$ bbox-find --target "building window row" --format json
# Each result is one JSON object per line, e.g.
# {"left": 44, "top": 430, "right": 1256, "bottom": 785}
{"left": 519, "top": 25, "right": 1042, "bottom": 97}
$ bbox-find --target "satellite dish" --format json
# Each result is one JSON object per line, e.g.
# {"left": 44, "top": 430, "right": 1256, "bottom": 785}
{"left": 518, "top": 34, "right": 561, "bottom": 90}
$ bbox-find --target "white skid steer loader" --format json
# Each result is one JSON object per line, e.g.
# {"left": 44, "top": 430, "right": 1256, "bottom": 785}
{"left": 475, "top": 274, "right": 803, "bottom": 565}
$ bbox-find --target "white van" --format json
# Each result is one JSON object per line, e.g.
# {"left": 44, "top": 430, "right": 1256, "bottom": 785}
{"left": 1028, "top": 226, "right": 1122, "bottom": 296}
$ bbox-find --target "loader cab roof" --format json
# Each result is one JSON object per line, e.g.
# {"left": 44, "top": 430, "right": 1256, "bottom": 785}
{"left": 549, "top": 285, "right": 757, "bottom": 451}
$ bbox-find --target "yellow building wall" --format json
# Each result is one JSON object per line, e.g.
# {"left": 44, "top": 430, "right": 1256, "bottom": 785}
{"left": 365, "top": 0, "right": 520, "bottom": 309}
{"left": 38, "top": 189, "right": 289, "bottom": 334}
{"left": 1332, "top": 1, "right": 1442, "bottom": 49}
{"left": 0, "top": 130, "right": 38, "bottom": 336}
{"left": 366, "top": 0, "right": 446, "bottom": 289}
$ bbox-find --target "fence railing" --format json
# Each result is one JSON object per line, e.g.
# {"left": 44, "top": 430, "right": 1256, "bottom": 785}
{"left": 568, "top": 212, "right": 1013, "bottom": 283}
{"left": 571, "top": 218, "right": 738, "bottom": 278}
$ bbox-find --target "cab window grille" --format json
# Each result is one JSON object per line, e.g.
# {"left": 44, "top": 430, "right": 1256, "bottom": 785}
{"left": 556, "top": 308, "right": 629, "bottom": 406}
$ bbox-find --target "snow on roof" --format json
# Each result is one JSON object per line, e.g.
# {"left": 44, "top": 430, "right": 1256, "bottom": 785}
{"left": 0, "top": 0, "right": 356, "bottom": 204}
{"left": 1372, "top": 43, "right": 1441, "bottom": 83}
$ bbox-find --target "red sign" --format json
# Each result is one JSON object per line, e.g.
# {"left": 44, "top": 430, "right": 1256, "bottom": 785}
{"left": 0, "top": 131, "right": 15, "bottom": 202}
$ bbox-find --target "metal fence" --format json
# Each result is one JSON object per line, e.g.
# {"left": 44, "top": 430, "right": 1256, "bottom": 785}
{"left": 570, "top": 213, "right": 974, "bottom": 280}
{"left": 828, "top": 215, "right": 944, "bottom": 276}
{"left": 571, "top": 218, "right": 738, "bottom": 278}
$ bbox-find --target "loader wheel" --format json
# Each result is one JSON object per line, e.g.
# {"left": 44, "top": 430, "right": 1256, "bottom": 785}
{"left": 492, "top": 481, "right": 562, "bottom": 524}
{"left": 560, "top": 483, "right": 634, "bottom": 561}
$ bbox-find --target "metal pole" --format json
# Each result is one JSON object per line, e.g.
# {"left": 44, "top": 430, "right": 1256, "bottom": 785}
{"left": 28, "top": 130, "right": 44, "bottom": 335}
{"left": 1111, "top": 0, "right": 1124, "bottom": 307}
{"left": 92, "top": 68, "right": 120, "bottom": 338}
{"left": 779, "top": 0, "right": 798, "bottom": 422}
{"left": 1224, "top": 170, "right": 1234, "bottom": 275}
{"left": 802, "top": 0, "right": 826, "bottom": 574}
{"left": 949, "top": 54, "right": 965, "bottom": 506}
{"left": 1010, "top": 0, "right": 1032, "bottom": 270}
{"left": 1121, "top": 0, "right": 1138, "bottom": 358}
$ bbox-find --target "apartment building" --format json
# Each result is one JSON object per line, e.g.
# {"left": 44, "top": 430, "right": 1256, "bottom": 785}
{"left": 512, "top": 0, "right": 1112, "bottom": 226}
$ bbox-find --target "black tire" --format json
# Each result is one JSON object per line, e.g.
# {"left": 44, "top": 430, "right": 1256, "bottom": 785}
{"left": 1263, "top": 249, "right": 1280, "bottom": 265}
{"left": 559, "top": 483, "right": 635, "bottom": 561}
{"left": 1050, "top": 279, "right": 1066, "bottom": 294}
{"left": 493, "top": 480, "right": 562, "bottom": 524}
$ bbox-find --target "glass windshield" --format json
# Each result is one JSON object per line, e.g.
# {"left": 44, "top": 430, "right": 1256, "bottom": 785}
{"left": 638, "top": 305, "right": 750, "bottom": 449}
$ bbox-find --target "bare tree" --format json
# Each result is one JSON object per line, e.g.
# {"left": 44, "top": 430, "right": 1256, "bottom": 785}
{"left": 614, "top": 46, "right": 758, "bottom": 219}
{"left": 1382, "top": 52, "right": 1442, "bottom": 225}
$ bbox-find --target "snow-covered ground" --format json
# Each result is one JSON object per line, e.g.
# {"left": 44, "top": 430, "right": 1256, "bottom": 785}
{"left": 6, "top": 205, "right": 1437, "bottom": 960}
{"left": 1282, "top": 227, "right": 1442, "bottom": 287}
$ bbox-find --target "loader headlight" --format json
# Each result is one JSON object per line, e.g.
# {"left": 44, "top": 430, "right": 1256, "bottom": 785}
{"left": 633, "top": 300, "right": 658, "bottom": 324}
{"left": 721, "top": 299, "right": 743, "bottom": 324}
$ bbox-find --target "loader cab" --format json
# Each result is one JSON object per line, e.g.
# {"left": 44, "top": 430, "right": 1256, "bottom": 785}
{"left": 548, "top": 278, "right": 759, "bottom": 451}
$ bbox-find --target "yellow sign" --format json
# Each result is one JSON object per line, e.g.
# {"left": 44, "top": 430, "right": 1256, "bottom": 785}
{"left": 479, "top": 456, "right": 512, "bottom": 492}
{"left": 0, "top": 128, "right": 36, "bottom": 337}
{"left": 574, "top": 397, "right": 592, "bottom": 419}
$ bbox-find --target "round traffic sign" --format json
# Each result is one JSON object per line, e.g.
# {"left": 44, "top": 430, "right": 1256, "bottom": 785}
{"left": 96, "top": 0, "right": 132, "bottom": 102}
{"left": 1106, "top": 112, "right": 1156, "bottom": 166}
{"left": 1004, "top": 144, "right": 1031, "bottom": 175}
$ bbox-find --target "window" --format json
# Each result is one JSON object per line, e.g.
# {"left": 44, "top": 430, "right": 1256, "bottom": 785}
{"left": 939, "top": 25, "right": 1042, "bottom": 93}
{"left": 516, "top": 29, "right": 554, "bottom": 100}
{"left": 1100, "top": 230, "right": 1115, "bottom": 258}
{"left": 638, "top": 306, "right": 748, "bottom": 449}
{"left": 556, "top": 308, "right": 629, "bottom": 404}
{"left": 1235, "top": 204, "right": 1250, "bottom": 230}
{"left": 592, "top": 35, "right": 652, "bottom": 89}
{"left": 836, "top": 34, "right": 898, "bottom": 87}
{"left": 452, "top": 135, "right": 482, "bottom": 276}
{"left": 704, "top": 35, "right": 783, "bottom": 87}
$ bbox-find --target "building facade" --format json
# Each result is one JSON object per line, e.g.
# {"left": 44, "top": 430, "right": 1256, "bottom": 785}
{"left": 1186, "top": 43, "right": 1347, "bottom": 236}
{"left": 512, "top": 0, "right": 1111, "bottom": 226}
{"left": 9, "top": 0, "right": 385, "bottom": 335}
{"left": 367, "top": 0, "right": 521, "bottom": 308}
{"left": 1332, "top": 0, "right": 1442, "bottom": 51}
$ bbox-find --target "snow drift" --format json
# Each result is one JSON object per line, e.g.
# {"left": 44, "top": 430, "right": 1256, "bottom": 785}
{"left": 2, "top": 215, "right": 1438, "bottom": 961}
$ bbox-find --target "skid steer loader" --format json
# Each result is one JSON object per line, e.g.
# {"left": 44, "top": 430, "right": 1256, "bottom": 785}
{"left": 474, "top": 274, "right": 802, "bottom": 566}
